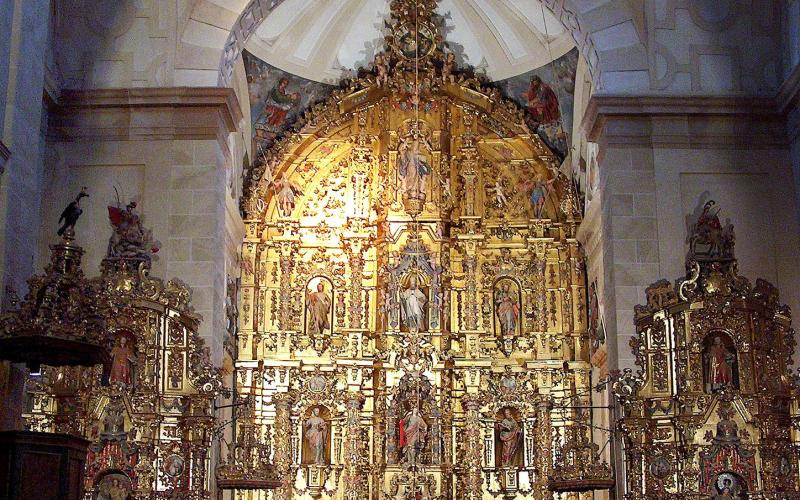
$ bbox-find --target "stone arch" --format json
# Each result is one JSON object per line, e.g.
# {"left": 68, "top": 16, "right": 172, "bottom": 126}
{"left": 215, "top": 0, "right": 648, "bottom": 89}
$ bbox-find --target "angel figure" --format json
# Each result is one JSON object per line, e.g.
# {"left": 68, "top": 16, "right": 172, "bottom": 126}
{"left": 272, "top": 178, "right": 303, "bottom": 217}
{"left": 486, "top": 178, "right": 509, "bottom": 208}
{"left": 442, "top": 52, "right": 456, "bottom": 83}
{"left": 258, "top": 151, "right": 278, "bottom": 188}
{"left": 374, "top": 53, "right": 390, "bottom": 87}
{"left": 439, "top": 177, "right": 452, "bottom": 199}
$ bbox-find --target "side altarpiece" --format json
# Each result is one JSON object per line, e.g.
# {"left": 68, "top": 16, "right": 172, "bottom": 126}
{"left": 216, "top": 1, "right": 610, "bottom": 498}
{"left": 614, "top": 202, "right": 800, "bottom": 498}
{"left": 18, "top": 221, "right": 227, "bottom": 499}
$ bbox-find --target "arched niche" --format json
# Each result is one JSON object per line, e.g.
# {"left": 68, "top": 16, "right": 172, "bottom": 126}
{"left": 399, "top": 271, "right": 431, "bottom": 333}
{"left": 301, "top": 404, "right": 332, "bottom": 466}
{"left": 92, "top": 469, "right": 134, "bottom": 500}
{"left": 495, "top": 406, "right": 524, "bottom": 468}
{"left": 492, "top": 277, "right": 522, "bottom": 339}
{"left": 105, "top": 329, "right": 138, "bottom": 388}
{"left": 305, "top": 276, "right": 334, "bottom": 337}
{"left": 702, "top": 331, "right": 739, "bottom": 394}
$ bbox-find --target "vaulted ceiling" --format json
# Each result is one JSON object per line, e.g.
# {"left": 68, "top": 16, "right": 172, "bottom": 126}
{"left": 230, "top": 0, "right": 575, "bottom": 82}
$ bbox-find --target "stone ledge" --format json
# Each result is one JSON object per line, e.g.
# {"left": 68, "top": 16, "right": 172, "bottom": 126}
{"left": 48, "top": 87, "right": 242, "bottom": 143}
{"left": 582, "top": 94, "right": 788, "bottom": 147}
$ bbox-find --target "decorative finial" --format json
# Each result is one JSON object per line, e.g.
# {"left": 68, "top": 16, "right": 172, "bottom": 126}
{"left": 57, "top": 187, "right": 89, "bottom": 241}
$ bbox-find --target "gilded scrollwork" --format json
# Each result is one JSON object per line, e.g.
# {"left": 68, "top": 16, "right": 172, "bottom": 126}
{"left": 21, "top": 245, "right": 225, "bottom": 498}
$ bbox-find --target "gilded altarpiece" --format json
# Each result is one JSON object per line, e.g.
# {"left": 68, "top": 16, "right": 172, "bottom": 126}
{"left": 219, "top": 1, "right": 608, "bottom": 498}
{"left": 21, "top": 262, "right": 226, "bottom": 499}
{"left": 615, "top": 203, "right": 800, "bottom": 498}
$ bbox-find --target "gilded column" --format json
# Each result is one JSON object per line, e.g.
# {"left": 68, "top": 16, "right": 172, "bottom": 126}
{"left": 460, "top": 394, "right": 483, "bottom": 500}
{"left": 341, "top": 391, "right": 367, "bottom": 500}
{"left": 534, "top": 399, "right": 552, "bottom": 500}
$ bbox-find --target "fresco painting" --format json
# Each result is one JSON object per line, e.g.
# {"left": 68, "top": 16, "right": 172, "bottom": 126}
{"left": 244, "top": 50, "right": 335, "bottom": 153}
{"left": 494, "top": 48, "right": 579, "bottom": 162}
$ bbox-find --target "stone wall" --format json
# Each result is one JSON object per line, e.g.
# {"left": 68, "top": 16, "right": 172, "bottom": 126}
{"left": 39, "top": 88, "right": 244, "bottom": 361}
{"left": 0, "top": 0, "right": 52, "bottom": 431}
{"left": 583, "top": 96, "right": 800, "bottom": 371}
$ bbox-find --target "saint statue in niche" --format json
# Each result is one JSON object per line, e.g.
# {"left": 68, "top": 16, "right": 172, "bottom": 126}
{"left": 109, "top": 334, "right": 136, "bottom": 386}
{"left": 495, "top": 408, "right": 523, "bottom": 467}
{"left": 306, "top": 277, "right": 332, "bottom": 336}
{"left": 400, "top": 407, "right": 428, "bottom": 464}
{"left": 494, "top": 280, "right": 520, "bottom": 337}
{"left": 398, "top": 134, "right": 432, "bottom": 201}
{"left": 703, "top": 333, "right": 738, "bottom": 393}
{"left": 712, "top": 472, "right": 748, "bottom": 499}
{"left": 303, "top": 406, "right": 329, "bottom": 465}
{"left": 401, "top": 275, "right": 427, "bottom": 331}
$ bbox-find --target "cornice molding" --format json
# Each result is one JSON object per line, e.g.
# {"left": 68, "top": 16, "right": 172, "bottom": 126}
{"left": 48, "top": 87, "right": 242, "bottom": 143}
{"left": 777, "top": 65, "right": 800, "bottom": 116}
{"left": 582, "top": 94, "right": 787, "bottom": 147}
{"left": 0, "top": 140, "right": 10, "bottom": 175}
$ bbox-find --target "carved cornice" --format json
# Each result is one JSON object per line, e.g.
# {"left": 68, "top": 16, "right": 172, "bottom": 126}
{"left": 777, "top": 65, "right": 800, "bottom": 116}
{"left": 582, "top": 94, "right": 788, "bottom": 148}
{"left": 777, "top": 65, "right": 800, "bottom": 142}
{"left": 48, "top": 87, "right": 242, "bottom": 143}
{"left": 0, "top": 140, "right": 9, "bottom": 175}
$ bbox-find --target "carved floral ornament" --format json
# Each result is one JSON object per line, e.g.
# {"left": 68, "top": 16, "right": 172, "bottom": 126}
{"left": 616, "top": 202, "right": 800, "bottom": 498}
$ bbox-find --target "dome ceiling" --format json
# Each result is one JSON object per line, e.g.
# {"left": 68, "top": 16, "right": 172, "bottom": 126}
{"left": 244, "top": 0, "right": 575, "bottom": 83}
